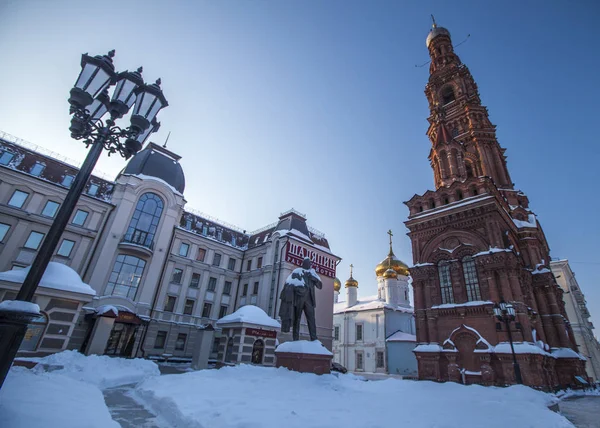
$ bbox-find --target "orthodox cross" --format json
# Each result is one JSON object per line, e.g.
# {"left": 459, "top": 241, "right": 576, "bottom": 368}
{"left": 431, "top": 14, "right": 437, "bottom": 28}
{"left": 349, "top": 264, "right": 354, "bottom": 278}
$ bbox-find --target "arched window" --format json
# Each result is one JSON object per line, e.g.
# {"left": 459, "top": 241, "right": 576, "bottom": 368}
{"left": 465, "top": 162, "right": 475, "bottom": 178}
{"left": 441, "top": 86, "right": 456, "bottom": 105}
{"left": 457, "top": 190, "right": 463, "bottom": 200}
{"left": 251, "top": 339, "right": 264, "bottom": 364}
{"left": 105, "top": 254, "right": 146, "bottom": 298}
{"left": 462, "top": 256, "right": 481, "bottom": 301}
{"left": 438, "top": 261, "right": 454, "bottom": 304}
{"left": 428, "top": 198, "right": 435, "bottom": 209}
{"left": 470, "top": 186, "right": 478, "bottom": 196}
{"left": 124, "top": 193, "right": 164, "bottom": 248}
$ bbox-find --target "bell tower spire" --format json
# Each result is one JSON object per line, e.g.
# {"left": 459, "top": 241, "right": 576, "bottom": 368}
{"left": 424, "top": 21, "right": 513, "bottom": 190}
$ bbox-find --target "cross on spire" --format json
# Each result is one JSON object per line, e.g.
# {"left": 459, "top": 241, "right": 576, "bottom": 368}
{"left": 387, "top": 229, "right": 394, "bottom": 256}
{"left": 349, "top": 264, "right": 354, "bottom": 278}
{"left": 431, "top": 14, "right": 437, "bottom": 28}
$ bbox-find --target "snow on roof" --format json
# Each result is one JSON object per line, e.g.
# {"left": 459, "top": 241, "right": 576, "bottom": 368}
{"left": 513, "top": 214, "right": 537, "bottom": 229}
{"left": 334, "top": 295, "right": 413, "bottom": 314}
{"left": 0, "top": 300, "right": 40, "bottom": 315}
{"left": 410, "top": 195, "right": 494, "bottom": 220}
{"left": 431, "top": 300, "right": 493, "bottom": 310}
{"left": 275, "top": 339, "right": 333, "bottom": 356}
{"left": 413, "top": 343, "right": 443, "bottom": 353}
{"left": 0, "top": 263, "right": 96, "bottom": 296}
{"left": 472, "top": 247, "right": 512, "bottom": 257}
{"left": 216, "top": 305, "right": 281, "bottom": 328}
{"left": 551, "top": 347, "right": 586, "bottom": 360}
{"left": 386, "top": 331, "right": 416, "bottom": 342}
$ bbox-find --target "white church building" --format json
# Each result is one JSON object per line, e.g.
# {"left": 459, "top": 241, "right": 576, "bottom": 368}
{"left": 333, "top": 237, "right": 417, "bottom": 376}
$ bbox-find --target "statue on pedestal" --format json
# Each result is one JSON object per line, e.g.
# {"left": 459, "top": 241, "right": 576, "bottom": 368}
{"left": 279, "top": 257, "right": 322, "bottom": 341}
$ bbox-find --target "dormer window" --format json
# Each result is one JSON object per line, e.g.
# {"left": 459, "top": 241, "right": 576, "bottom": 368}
{"left": 30, "top": 161, "right": 45, "bottom": 177}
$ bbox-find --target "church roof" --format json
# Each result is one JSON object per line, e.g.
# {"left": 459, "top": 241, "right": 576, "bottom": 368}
{"left": 386, "top": 331, "right": 417, "bottom": 342}
{"left": 334, "top": 295, "right": 413, "bottom": 315}
{"left": 120, "top": 142, "right": 185, "bottom": 193}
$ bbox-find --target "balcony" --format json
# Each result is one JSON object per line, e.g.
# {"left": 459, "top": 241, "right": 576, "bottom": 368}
{"left": 119, "top": 229, "right": 155, "bottom": 257}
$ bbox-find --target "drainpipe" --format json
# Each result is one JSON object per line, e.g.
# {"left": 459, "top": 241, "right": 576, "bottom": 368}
{"left": 139, "top": 226, "right": 177, "bottom": 358}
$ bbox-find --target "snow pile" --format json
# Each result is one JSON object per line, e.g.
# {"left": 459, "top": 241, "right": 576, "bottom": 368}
{"left": 0, "top": 367, "right": 118, "bottom": 428}
{"left": 135, "top": 364, "right": 571, "bottom": 428}
{"left": 33, "top": 350, "right": 160, "bottom": 389}
{"left": 217, "top": 305, "right": 280, "bottom": 328}
{"left": 276, "top": 340, "right": 332, "bottom": 356}
{"left": 0, "top": 300, "right": 40, "bottom": 314}
{"left": 0, "top": 262, "right": 96, "bottom": 296}
{"left": 432, "top": 300, "right": 493, "bottom": 309}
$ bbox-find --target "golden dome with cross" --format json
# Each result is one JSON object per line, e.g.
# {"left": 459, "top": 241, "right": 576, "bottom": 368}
{"left": 375, "top": 230, "right": 410, "bottom": 277}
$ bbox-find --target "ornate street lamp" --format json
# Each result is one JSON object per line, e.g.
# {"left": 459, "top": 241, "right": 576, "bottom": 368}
{"left": 494, "top": 300, "right": 523, "bottom": 385}
{"left": 0, "top": 50, "right": 168, "bottom": 389}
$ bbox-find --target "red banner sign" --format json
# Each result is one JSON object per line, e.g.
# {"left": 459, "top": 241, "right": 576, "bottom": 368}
{"left": 285, "top": 241, "right": 336, "bottom": 278}
{"left": 246, "top": 327, "right": 277, "bottom": 338}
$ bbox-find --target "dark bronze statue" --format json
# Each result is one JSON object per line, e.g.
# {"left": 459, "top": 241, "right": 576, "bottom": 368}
{"left": 279, "top": 257, "right": 322, "bottom": 341}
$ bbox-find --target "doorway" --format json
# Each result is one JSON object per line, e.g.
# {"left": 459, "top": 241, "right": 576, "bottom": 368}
{"left": 252, "top": 339, "right": 264, "bottom": 365}
{"left": 105, "top": 323, "right": 138, "bottom": 357}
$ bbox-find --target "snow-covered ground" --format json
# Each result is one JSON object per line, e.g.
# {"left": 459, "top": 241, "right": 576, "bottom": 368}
{"left": 0, "top": 351, "right": 160, "bottom": 427}
{"left": 135, "top": 364, "right": 573, "bottom": 428}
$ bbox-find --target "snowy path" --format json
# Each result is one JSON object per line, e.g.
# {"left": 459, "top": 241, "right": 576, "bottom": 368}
{"left": 103, "top": 384, "right": 167, "bottom": 428}
{"left": 559, "top": 396, "right": 600, "bottom": 428}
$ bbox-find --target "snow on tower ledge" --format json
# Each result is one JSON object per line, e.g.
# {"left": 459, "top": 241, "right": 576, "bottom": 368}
{"left": 0, "top": 262, "right": 96, "bottom": 296}
{"left": 216, "top": 305, "right": 280, "bottom": 328}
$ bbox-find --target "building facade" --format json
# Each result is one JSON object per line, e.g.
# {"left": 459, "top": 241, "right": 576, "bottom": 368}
{"left": 332, "top": 241, "right": 416, "bottom": 376}
{"left": 0, "top": 132, "right": 340, "bottom": 361}
{"left": 551, "top": 259, "right": 600, "bottom": 381}
{"left": 404, "top": 23, "right": 585, "bottom": 389}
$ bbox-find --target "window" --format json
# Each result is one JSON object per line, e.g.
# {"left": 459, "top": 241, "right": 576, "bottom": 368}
{"left": 242, "top": 284, "right": 248, "bottom": 296}
{"left": 466, "top": 163, "right": 475, "bottom": 179}
{"left": 154, "top": 331, "right": 167, "bottom": 349}
{"left": 124, "top": 193, "right": 163, "bottom": 248}
{"left": 212, "top": 253, "right": 222, "bottom": 267}
{"left": 438, "top": 262, "right": 454, "bottom": 304}
{"left": 41, "top": 201, "right": 60, "bottom": 218}
{"left": 223, "top": 281, "right": 232, "bottom": 295}
{"left": 8, "top": 190, "right": 29, "bottom": 208}
{"left": 253, "top": 282, "right": 259, "bottom": 295}
{"left": 376, "top": 351, "right": 385, "bottom": 368}
{"left": 172, "top": 268, "right": 183, "bottom": 284}
{"left": 0, "top": 151, "right": 14, "bottom": 165}
{"left": 462, "top": 256, "right": 482, "bottom": 301}
{"left": 61, "top": 174, "right": 74, "bottom": 187}
{"left": 189, "top": 273, "right": 201, "bottom": 288}
{"left": 212, "top": 337, "right": 220, "bottom": 354}
{"left": 30, "top": 162, "right": 45, "bottom": 176}
{"left": 219, "top": 305, "right": 228, "bottom": 319}
{"left": 164, "top": 296, "right": 176, "bottom": 312}
{"left": 207, "top": 277, "right": 217, "bottom": 292}
{"left": 429, "top": 198, "right": 435, "bottom": 209}
{"left": 334, "top": 326, "right": 340, "bottom": 341}
{"left": 24, "top": 231, "right": 45, "bottom": 250}
{"left": 228, "top": 257, "right": 236, "bottom": 270}
{"left": 356, "top": 352, "right": 364, "bottom": 370}
{"left": 257, "top": 257, "right": 263, "bottom": 269}
{"left": 457, "top": 190, "right": 463, "bottom": 200}
{"left": 202, "top": 302, "right": 212, "bottom": 318}
{"left": 356, "top": 324, "right": 363, "bottom": 341}
{"left": 196, "top": 248, "right": 206, "bottom": 262}
{"left": 105, "top": 255, "right": 146, "bottom": 299}
{"left": 175, "top": 333, "right": 187, "bottom": 351}
{"left": 0, "top": 223, "right": 10, "bottom": 242}
{"left": 87, "top": 183, "right": 99, "bottom": 196}
{"left": 441, "top": 85, "right": 456, "bottom": 105}
{"left": 57, "top": 239, "right": 75, "bottom": 257}
{"left": 246, "top": 260, "right": 252, "bottom": 271}
{"left": 72, "top": 209, "right": 88, "bottom": 226}
{"left": 183, "top": 299, "right": 195, "bottom": 315}
{"left": 179, "top": 243, "right": 190, "bottom": 257}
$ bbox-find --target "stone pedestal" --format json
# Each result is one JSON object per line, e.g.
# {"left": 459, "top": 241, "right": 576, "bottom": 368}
{"left": 192, "top": 325, "right": 215, "bottom": 370}
{"left": 275, "top": 340, "right": 332, "bottom": 375}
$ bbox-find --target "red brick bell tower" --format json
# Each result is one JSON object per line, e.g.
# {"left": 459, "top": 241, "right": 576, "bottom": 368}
{"left": 404, "top": 20, "right": 585, "bottom": 389}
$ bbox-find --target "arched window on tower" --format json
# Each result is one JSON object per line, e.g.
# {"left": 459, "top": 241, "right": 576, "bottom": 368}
{"left": 124, "top": 193, "right": 164, "bottom": 248}
{"left": 428, "top": 198, "right": 435, "bottom": 209}
{"left": 438, "top": 261, "right": 454, "bottom": 304}
{"left": 441, "top": 86, "right": 456, "bottom": 105}
{"left": 456, "top": 190, "right": 463, "bottom": 200}
{"left": 465, "top": 161, "right": 475, "bottom": 178}
{"left": 462, "top": 256, "right": 482, "bottom": 301}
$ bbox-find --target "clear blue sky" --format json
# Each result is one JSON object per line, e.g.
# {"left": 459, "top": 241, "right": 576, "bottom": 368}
{"left": 1, "top": 1, "right": 599, "bottom": 331}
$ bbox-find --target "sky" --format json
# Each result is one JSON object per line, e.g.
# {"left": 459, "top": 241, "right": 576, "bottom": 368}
{"left": 1, "top": 1, "right": 599, "bottom": 332}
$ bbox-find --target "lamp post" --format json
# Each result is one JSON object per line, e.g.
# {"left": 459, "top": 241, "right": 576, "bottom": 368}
{"left": 493, "top": 300, "right": 523, "bottom": 385}
{"left": 0, "top": 50, "right": 168, "bottom": 389}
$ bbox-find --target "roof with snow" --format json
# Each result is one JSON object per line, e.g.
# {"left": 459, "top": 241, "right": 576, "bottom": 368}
{"left": 0, "top": 262, "right": 96, "bottom": 296}
{"left": 120, "top": 143, "right": 185, "bottom": 193}
{"left": 386, "top": 331, "right": 416, "bottom": 342}
{"left": 334, "top": 295, "right": 413, "bottom": 315}
{"left": 216, "top": 305, "right": 280, "bottom": 328}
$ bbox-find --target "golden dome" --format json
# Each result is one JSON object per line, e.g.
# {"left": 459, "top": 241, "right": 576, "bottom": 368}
{"left": 376, "top": 230, "right": 409, "bottom": 277}
{"left": 345, "top": 264, "right": 358, "bottom": 288}
{"left": 333, "top": 277, "right": 341, "bottom": 292}
{"left": 383, "top": 268, "right": 398, "bottom": 279}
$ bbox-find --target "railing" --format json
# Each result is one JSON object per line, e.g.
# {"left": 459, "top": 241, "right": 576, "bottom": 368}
{"left": 121, "top": 229, "right": 154, "bottom": 250}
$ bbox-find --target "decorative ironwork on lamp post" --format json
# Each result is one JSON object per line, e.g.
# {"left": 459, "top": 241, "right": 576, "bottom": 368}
{"left": 0, "top": 50, "right": 168, "bottom": 389}
{"left": 493, "top": 300, "right": 523, "bottom": 385}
